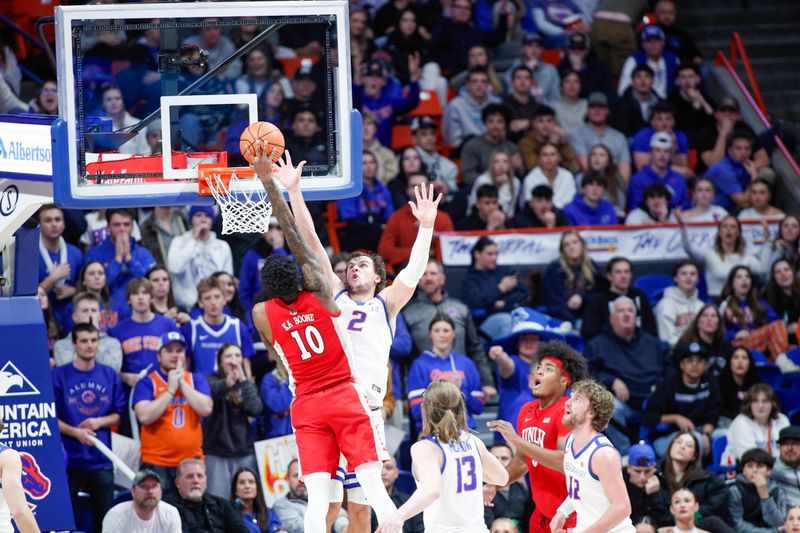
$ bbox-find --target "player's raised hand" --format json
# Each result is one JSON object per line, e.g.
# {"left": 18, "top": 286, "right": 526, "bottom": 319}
{"left": 409, "top": 184, "right": 442, "bottom": 229}
{"left": 487, "top": 419, "right": 517, "bottom": 444}
{"left": 250, "top": 141, "right": 274, "bottom": 186}
{"left": 274, "top": 150, "right": 306, "bottom": 192}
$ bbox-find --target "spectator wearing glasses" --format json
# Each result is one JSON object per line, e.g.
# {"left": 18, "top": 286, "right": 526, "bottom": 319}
{"left": 29, "top": 80, "right": 59, "bottom": 115}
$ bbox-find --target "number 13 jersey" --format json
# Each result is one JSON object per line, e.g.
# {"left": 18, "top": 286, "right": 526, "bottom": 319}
{"left": 418, "top": 431, "right": 488, "bottom": 533}
{"left": 334, "top": 290, "right": 393, "bottom": 407}
{"left": 265, "top": 291, "right": 353, "bottom": 397}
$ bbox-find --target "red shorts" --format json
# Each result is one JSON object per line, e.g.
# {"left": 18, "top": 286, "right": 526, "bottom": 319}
{"left": 529, "top": 508, "right": 576, "bottom": 533}
{"left": 291, "top": 380, "right": 384, "bottom": 479}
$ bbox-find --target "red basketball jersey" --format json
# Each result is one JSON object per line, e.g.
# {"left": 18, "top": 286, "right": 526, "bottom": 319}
{"left": 265, "top": 291, "right": 353, "bottom": 396}
{"left": 517, "top": 396, "right": 571, "bottom": 520}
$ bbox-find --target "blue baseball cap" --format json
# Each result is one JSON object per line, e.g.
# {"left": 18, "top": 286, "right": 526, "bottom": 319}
{"left": 629, "top": 441, "right": 656, "bottom": 467}
{"left": 158, "top": 331, "right": 186, "bottom": 350}
{"left": 640, "top": 25, "right": 665, "bottom": 41}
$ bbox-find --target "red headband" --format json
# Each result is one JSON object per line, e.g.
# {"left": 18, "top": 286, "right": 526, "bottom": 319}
{"left": 542, "top": 356, "right": 571, "bottom": 385}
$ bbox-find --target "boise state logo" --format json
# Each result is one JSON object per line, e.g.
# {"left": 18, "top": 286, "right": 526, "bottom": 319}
{"left": 80, "top": 390, "right": 96, "bottom": 404}
{"left": 19, "top": 452, "right": 51, "bottom": 500}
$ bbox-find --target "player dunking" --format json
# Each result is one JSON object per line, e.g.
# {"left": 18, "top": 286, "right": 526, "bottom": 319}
{"left": 488, "top": 341, "right": 588, "bottom": 533}
{"left": 270, "top": 151, "right": 441, "bottom": 533}
{"left": 249, "top": 142, "right": 396, "bottom": 533}
{"left": 0, "top": 421, "right": 42, "bottom": 533}
{"left": 551, "top": 380, "right": 635, "bottom": 533}
{"left": 376, "top": 380, "right": 508, "bottom": 533}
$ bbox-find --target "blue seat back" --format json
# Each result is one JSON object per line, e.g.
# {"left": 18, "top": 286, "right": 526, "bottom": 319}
{"left": 633, "top": 274, "right": 674, "bottom": 306}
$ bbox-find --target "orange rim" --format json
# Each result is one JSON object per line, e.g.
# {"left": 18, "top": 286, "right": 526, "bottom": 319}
{"left": 197, "top": 164, "right": 255, "bottom": 196}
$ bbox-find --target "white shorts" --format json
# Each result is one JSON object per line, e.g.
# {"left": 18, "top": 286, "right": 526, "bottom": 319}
{"left": 329, "top": 407, "right": 389, "bottom": 504}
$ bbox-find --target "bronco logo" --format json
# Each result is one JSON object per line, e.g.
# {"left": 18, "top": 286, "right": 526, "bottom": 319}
{"left": 19, "top": 452, "right": 50, "bottom": 500}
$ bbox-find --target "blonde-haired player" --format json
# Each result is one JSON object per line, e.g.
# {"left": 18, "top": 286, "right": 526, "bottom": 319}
{"left": 377, "top": 380, "right": 508, "bottom": 533}
{"left": 551, "top": 380, "right": 635, "bottom": 533}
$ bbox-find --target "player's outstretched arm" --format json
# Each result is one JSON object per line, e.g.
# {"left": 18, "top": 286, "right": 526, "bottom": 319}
{"left": 376, "top": 441, "right": 442, "bottom": 533}
{"left": 381, "top": 184, "right": 442, "bottom": 316}
{"left": 252, "top": 142, "right": 337, "bottom": 311}
{"left": 487, "top": 420, "right": 566, "bottom": 472}
{"left": 0, "top": 449, "right": 41, "bottom": 533}
{"left": 274, "top": 151, "right": 342, "bottom": 291}
{"left": 582, "top": 447, "right": 632, "bottom": 533}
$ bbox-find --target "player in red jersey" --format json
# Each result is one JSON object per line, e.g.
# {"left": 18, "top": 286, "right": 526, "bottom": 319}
{"left": 488, "top": 340, "right": 588, "bottom": 533}
{"left": 250, "top": 142, "right": 396, "bottom": 533}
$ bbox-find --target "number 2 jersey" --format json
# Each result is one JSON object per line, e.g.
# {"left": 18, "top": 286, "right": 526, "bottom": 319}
{"left": 563, "top": 433, "right": 635, "bottom": 533}
{"left": 264, "top": 291, "right": 354, "bottom": 397}
{"left": 417, "top": 431, "right": 487, "bottom": 533}
{"left": 333, "top": 290, "right": 393, "bottom": 407}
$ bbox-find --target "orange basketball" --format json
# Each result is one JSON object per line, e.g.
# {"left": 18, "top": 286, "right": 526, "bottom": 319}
{"left": 240, "top": 121, "right": 285, "bottom": 163}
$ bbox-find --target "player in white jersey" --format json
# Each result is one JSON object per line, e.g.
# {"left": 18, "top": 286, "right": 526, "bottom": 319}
{"left": 271, "top": 152, "right": 442, "bottom": 533}
{"left": 0, "top": 423, "right": 42, "bottom": 533}
{"left": 377, "top": 380, "right": 508, "bottom": 533}
{"left": 551, "top": 380, "right": 635, "bottom": 533}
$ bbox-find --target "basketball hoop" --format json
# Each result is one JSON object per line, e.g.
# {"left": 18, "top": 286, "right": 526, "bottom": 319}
{"left": 198, "top": 164, "right": 273, "bottom": 235}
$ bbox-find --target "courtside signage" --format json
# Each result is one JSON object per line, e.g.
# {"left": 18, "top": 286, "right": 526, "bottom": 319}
{"left": 0, "top": 122, "right": 52, "bottom": 177}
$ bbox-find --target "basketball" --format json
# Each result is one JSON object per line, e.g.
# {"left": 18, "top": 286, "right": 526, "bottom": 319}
{"left": 240, "top": 121, "right": 285, "bottom": 163}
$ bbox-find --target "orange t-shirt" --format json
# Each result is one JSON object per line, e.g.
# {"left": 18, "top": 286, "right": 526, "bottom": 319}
{"left": 139, "top": 370, "right": 204, "bottom": 467}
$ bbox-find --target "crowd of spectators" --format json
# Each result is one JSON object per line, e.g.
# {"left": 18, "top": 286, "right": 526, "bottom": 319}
{"left": 6, "top": 0, "right": 800, "bottom": 531}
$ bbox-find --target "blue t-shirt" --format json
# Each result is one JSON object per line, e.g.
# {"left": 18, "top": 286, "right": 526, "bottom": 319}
{"left": 627, "top": 165, "right": 690, "bottom": 211}
{"left": 52, "top": 362, "right": 126, "bottom": 469}
{"left": 109, "top": 315, "right": 180, "bottom": 375}
{"left": 707, "top": 155, "right": 749, "bottom": 211}
{"left": 336, "top": 180, "right": 394, "bottom": 223}
{"left": 181, "top": 315, "right": 255, "bottom": 375}
{"left": 497, "top": 355, "right": 532, "bottom": 429}
{"left": 131, "top": 368, "right": 211, "bottom": 404}
{"left": 632, "top": 126, "right": 689, "bottom": 155}
{"left": 38, "top": 240, "right": 83, "bottom": 325}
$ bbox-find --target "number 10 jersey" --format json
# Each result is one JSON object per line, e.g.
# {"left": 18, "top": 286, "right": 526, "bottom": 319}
{"left": 265, "top": 291, "right": 354, "bottom": 397}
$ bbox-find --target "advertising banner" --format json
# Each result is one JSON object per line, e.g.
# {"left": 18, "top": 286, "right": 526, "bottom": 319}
{"left": 439, "top": 222, "right": 777, "bottom": 267}
{"left": 253, "top": 434, "right": 298, "bottom": 507}
{"left": 0, "top": 297, "right": 73, "bottom": 531}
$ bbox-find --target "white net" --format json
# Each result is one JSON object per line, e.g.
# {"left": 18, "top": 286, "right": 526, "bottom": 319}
{"left": 204, "top": 170, "right": 273, "bottom": 235}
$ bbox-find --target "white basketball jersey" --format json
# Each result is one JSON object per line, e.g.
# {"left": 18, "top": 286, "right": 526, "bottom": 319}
{"left": 334, "top": 290, "right": 393, "bottom": 407}
{"left": 563, "top": 433, "right": 635, "bottom": 533}
{"left": 0, "top": 447, "right": 16, "bottom": 533}
{"left": 417, "top": 432, "right": 488, "bottom": 533}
